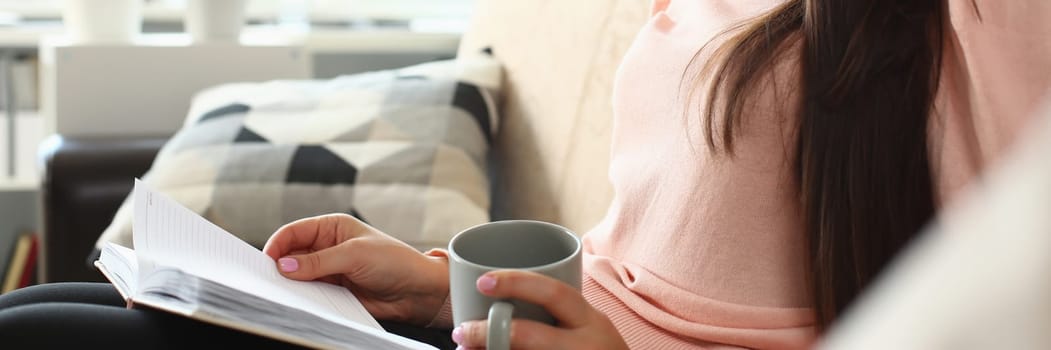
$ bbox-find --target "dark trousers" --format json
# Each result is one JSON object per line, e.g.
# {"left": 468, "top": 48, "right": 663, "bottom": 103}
{"left": 0, "top": 282, "right": 455, "bottom": 349}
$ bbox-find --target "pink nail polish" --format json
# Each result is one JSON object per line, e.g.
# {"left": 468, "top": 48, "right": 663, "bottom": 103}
{"left": 451, "top": 326, "right": 464, "bottom": 344}
{"left": 477, "top": 275, "right": 497, "bottom": 292}
{"left": 278, "top": 257, "right": 299, "bottom": 272}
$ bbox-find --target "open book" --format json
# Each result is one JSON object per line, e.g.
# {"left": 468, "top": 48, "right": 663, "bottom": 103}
{"left": 94, "top": 179, "right": 437, "bottom": 350}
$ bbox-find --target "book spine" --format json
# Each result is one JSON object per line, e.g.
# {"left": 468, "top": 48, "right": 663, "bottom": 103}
{"left": 17, "top": 233, "right": 37, "bottom": 288}
{"left": 2, "top": 232, "right": 32, "bottom": 293}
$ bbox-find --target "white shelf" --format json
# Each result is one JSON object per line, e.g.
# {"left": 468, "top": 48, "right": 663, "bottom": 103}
{"left": 0, "top": 23, "right": 62, "bottom": 49}
{"left": 245, "top": 26, "right": 462, "bottom": 53}
{"left": 0, "top": 177, "right": 37, "bottom": 191}
{"left": 0, "top": 110, "right": 43, "bottom": 186}
{"left": 39, "top": 39, "right": 313, "bottom": 138}
{"left": 0, "top": 23, "right": 462, "bottom": 54}
{"left": 0, "top": 0, "right": 476, "bottom": 23}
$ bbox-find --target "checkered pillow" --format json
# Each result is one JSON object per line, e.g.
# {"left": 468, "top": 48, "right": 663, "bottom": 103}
{"left": 95, "top": 54, "right": 502, "bottom": 252}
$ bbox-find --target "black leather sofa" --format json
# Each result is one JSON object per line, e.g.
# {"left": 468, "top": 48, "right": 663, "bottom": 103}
{"left": 39, "top": 135, "right": 167, "bottom": 283}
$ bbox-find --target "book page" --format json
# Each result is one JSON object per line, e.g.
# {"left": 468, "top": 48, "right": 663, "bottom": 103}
{"left": 130, "top": 179, "right": 386, "bottom": 334}
{"left": 97, "top": 243, "right": 139, "bottom": 300}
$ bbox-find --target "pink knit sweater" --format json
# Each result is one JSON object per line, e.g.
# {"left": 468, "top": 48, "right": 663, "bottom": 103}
{"left": 428, "top": 1, "right": 1051, "bottom": 349}
{"left": 580, "top": 0, "right": 1051, "bottom": 349}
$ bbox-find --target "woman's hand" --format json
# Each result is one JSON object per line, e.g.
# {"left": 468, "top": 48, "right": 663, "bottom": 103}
{"left": 263, "top": 213, "right": 449, "bottom": 326}
{"left": 451, "top": 270, "right": 628, "bottom": 350}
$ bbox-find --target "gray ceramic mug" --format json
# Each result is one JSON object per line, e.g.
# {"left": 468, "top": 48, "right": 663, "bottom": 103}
{"left": 449, "top": 220, "right": 582, "bottom": 350}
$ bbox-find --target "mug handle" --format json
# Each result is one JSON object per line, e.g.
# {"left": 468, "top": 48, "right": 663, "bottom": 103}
{"left": 487, "top": 301, "right": 514, "bottom": 350}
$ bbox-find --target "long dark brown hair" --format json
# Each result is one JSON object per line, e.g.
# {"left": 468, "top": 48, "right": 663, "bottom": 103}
{"left": 693, "top": 0, "right": 959, "bottom": 330}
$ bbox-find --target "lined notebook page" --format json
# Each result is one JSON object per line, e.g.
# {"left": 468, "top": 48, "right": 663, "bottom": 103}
{"left": 129, "top": 179, "right": 385, "bottom": 334}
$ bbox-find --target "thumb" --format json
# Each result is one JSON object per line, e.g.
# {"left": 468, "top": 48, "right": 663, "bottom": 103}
{"left": 276, "top": 244, "right": 355, "bottom": 281}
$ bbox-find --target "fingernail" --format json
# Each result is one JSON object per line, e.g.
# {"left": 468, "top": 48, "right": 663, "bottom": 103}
{"left": 477, "top": 275, "right": 497, "bottom": 292}
{"left": 451, "top": 326, "right": 464, "bottom": 344}
{"left": 278, "top": 257, "right": 299, "bottom": 272}
{"left": 455, "top": 347, "right": 465, "bottom": 350}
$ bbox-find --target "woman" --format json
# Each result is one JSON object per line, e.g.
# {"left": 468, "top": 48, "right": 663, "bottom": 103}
{"left": 2, "top": 0, "right": 1047, "bottom": 348}
{"left": 266, "top": 0, "right": 1048, "bottom": 349}
{"left": 237, "top": 0, "right": 1051, "bottom": 348}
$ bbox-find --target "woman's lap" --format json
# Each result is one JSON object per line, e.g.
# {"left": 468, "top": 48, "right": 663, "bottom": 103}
{"left": 0, "top": 282, "right": 125, "bottom": 308}
{"left": 0, "top": 282, "right": 454, "bottom": 349}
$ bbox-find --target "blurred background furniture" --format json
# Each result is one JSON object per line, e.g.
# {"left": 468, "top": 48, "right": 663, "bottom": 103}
{"left": 37, "top": 0, "right": 650, "bottom": 284}
{"left": 39, "top": 36, "right": 312, "bottom": 137}
{"left": 40, "top": 137, "right": 165, "bottom": 282}
{"left": 0, "top": 0, "right": 465, "bottom": 283}
{"left": 34, "top": 29, "right": 461, "bottom": 282}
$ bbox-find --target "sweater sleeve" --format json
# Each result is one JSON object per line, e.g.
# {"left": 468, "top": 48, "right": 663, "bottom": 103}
{"left": 423, "top": 248, "right": 454, "bottom": 329}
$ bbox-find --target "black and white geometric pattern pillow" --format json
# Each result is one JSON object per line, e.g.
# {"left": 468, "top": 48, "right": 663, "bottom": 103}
{"left": 96, "top": 54, "right": 502, "bottom": 252}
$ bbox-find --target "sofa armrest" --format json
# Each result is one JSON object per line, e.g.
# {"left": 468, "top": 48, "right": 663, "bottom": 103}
{"left": 39, "top": 135, "right": 167, "bottom": 283}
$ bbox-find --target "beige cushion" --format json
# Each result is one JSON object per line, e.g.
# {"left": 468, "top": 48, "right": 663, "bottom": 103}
{"left": 458, "top": 0, "right": 649, "bottom": 234}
